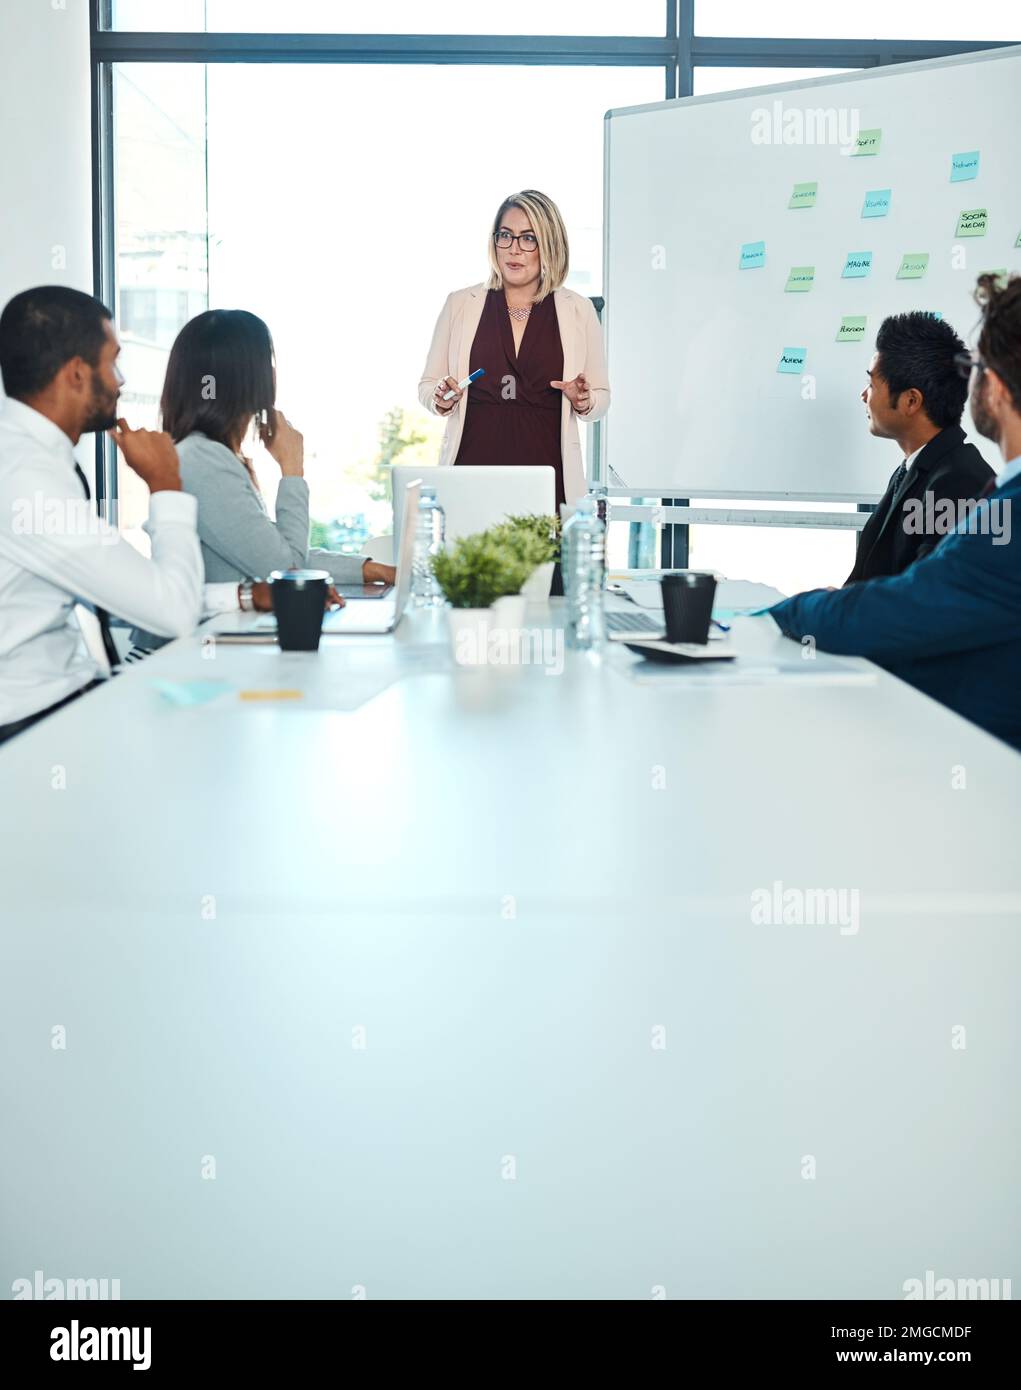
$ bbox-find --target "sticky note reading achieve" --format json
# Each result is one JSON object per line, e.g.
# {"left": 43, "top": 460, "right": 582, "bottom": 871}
{"left": 862, "top": 189, "right": 891, "bottom": 218}
{"left": 897, "top": 253, "right": 929, "bottom": 280}
{"left": 950, "top": 151, "right": 980, "bottom": 182}
{"left": 842, "top": 251, "right": 873, "bottom": 279}
{"left": 784, "top": 265, "right": 815, "bottom": 293}
{"left": 956, "top": 208, "right": 988, "bottom": 238}
{"left": 836, "top": 316, "right": 867, "bottom": 343}
{"left": 851, "top": 128, "right": 881, "bottom": 156}
{"left": 740, "top": 240, "right": 766, "bottom": 269}
{"left": 788, "top": 181, "right": 817, "bottom": 210}
{"left": 777, "top": 347, "right": 807, "bottom": 375}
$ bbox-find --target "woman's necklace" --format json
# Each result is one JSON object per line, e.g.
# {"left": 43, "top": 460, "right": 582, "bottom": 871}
{"left": 506, "top": 298, "right": 534, "bottom": 322}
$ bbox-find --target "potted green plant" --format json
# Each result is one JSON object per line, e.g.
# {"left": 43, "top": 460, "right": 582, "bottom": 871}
{"left": 432, "top": 530, "right": 537, "bottom": 666}
{"left": 490, "top": 513, "right": 561, "bottom": 599}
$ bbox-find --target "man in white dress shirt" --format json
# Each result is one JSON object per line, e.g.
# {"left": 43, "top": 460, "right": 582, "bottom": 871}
{"left": 0, "top": 285, "right": 233, "bottom": 744}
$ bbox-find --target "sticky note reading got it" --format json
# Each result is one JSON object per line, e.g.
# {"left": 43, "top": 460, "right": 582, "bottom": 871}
{"left": 897, "top": 253, "right": 929, "bottom": 280}
{"left": 950, "top": 151, "right": 980, "bottom": 182}
{"left": 788, "top": 182, "right": 817, "bottom": 209}
{"left": 851, "top": 128, "right": 881, "bottom": 156}
{"left": 842, "top": 251, "right": 873, "bottom": 279}
{"left": 777, "top": 347, "right": 807, "bottom": 374}
{"left": 862, "top": 189, "right": 891, "bottom": 218}
{"left": 956, "top": 208, "right": 988, "bottom": 238}
{"left": 784, "top": 265, "right": 815, "bottom": 293}
{"left": 740, "top": 241, "right": 766, "bottom": 269}
{"left": 836, "top": 316, "right": 867, "bottom": 344}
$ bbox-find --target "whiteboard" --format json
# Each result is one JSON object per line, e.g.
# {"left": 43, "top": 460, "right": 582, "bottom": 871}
{"left": 602, "top": 46, "right": 1021, "bottom": 500}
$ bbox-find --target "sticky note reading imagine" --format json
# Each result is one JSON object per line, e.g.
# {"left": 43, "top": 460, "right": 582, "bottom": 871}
{"left": 784, "top": 265, "right": 815, "bottom": 293}
{"left": 897, "top": 253, "right": 930, "bottom": 280}
{"left": 740, "top": 241, "right": 766, "bottom": 269}
{"left": 836, "top": 316, "right": 867, "bottom": 344}
{"left": 842, "top": 251, "right": 873, "bottom": 279}
{"left": 788, "top": 182, "right": 818, "bottom": 210}
{"left": 777, "top": 347, "right": 807, "bottom": 375}
{"left": 950, "top": 151, "right": 980, "bottom": 182}
{"left": 956, "top": 208, "right": 988, "bottom": 238}
{"left": 862, "top": 189, "right": 891, "bottom": 218}
{"left": 851, "top": 128, "right": 882, "bottom": 156}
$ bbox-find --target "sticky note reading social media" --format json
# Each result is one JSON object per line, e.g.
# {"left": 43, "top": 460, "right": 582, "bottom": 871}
{"left": 740, "top": 241, "right": 766, "bottom": 269}
{"left": 950, "top": 151, "right": 980, "bottom": 182}
{"left": 777, "top": 347, "right": 807, "bottom": 374}
{"left": 851, "top": 128, "right": 881, "bottom": 156}
{"left": 897, "top": 253, "right": 929, "bottom": 280}
{"left": 842, "top": 251, "right": 873, "bottom": 279}
{"left": 862, "top": 189, "right": 891, "bottom": 218}
{"left": 788, "top": 182, "right": 817, "bottom": 209}
{"left": 836, "top": 316, "right": 867, "bottom": 344}
{"left": 956, "top": 208, "right": 988, "bottom": 238}
{"left": 784, "top": 265, "right": 815, "bottom": 292}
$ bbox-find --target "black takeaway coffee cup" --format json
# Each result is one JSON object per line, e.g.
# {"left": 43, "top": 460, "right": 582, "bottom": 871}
{"left": 269, "top": 569, "right": 330, "bottom": 652}
{"left": 660, "top": 572, "right": 717, "bottom": 644}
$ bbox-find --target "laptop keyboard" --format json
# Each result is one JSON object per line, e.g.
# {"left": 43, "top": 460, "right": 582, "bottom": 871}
{"left": 605, "top": 610, "right": 664, "bottom": 635}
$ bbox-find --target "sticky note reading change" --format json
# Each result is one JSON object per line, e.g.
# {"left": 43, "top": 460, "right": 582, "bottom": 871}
{"left": 897, "top": 253, "right": 930, "bottom": 280}
{"left": 784, "top": 265, "right": 815, "bottom": 292}
{"left": 740, "top": 240, "right": 766, "bottom": 269}
{"left": 950, "top": 151, "right": 980, "bottom": 182}
{"left": 956, "top": 208, "right": 988, "bottom": 238}
{"left": 842, "top": 251, "right": 873, "bottom": 279}
{"left": 836, "top": 316, "right": 867, "bottom": 343}
{"left": 851, "top": 128, "right": 882, "bottom": 156}
{"left": 777, "top": 347, "right": 807, "bottom": 374}
{"left": 862, "top": 189, "right": 891, "bottom": 218}
{"left": 788, "top": 182, "right": 818, "bottom": 210}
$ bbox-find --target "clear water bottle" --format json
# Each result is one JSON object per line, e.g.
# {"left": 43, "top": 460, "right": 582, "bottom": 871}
{"left": 561, "top": 494, "right": 606, "bottom": 650}
{"left": 411, "top": 485, "right": 446, "bottom": 607}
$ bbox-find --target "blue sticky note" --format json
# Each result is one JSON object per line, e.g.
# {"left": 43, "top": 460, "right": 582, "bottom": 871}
{"left": 151, "top": 679, "right": 231, "bottom": 707}
{"left": 777, "top": 347, "right": 807, "bottom": 375}
{"left": 740, "top": 240, "right": 766, "bottom": 269}
{"left": 862, "top": 188, "right": 891, "bottom": 218}
{"left": 950, "top": 151, "right": 980, "bottom": 182}
{"left": 842, "top": 250, "right": 873, "bottom": 278}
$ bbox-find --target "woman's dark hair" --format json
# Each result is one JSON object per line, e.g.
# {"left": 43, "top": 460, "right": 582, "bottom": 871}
{"left": 160, "top": 309, "right": 275, "bottom": 448}
{"left": 873, "top": 311, "right": 968, "bottom": 430}
{"left": 975, "top": 272, "right": 1021, "bottom": 413}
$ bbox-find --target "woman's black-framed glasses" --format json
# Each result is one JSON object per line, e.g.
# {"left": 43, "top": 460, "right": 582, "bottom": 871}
{"left": 954, "top": 349, "right": 986, "bottom": 380}
{"left": 494, "top": 230, "right": 539, "bottom": 252}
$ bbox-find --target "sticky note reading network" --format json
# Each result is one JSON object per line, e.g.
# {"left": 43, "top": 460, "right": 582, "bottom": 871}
{"left": 740, "top": 241, "right": 766, "bottom": 269}
{"left": 842, "top": 251, "right": 873, "bottom": 279}
{"left": 788, "top": 182, "right": 817, "bottom": 209}
{"left": 851, "top": 128, "right": 882, "bottom": 156}
{"left": 777, "top": 347, "right": 807, "bottom": 374}
{"left": 956, "top": 208, "right": 988, "bottom": 238}
{"left": 950, "top": 151, "right": 980, "bottom": 182}
{"left": 862, "top": 189, "right": 891, "bottom": 218}
{"left": 897, "top": 253, "right": 930, "bottom": 280}
{"left": 784, "top": 265, "right": 815, "bottom": 292}
{"left": 836, "top": 316, "right": 867, "bottom": 343}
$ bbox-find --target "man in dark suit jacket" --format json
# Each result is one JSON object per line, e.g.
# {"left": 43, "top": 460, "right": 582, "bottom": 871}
{"left": 772, "top": 275, "right": 1021, "bottom": 751}
{"left": 848, "top": 312, "right": 994, "bottom": 583}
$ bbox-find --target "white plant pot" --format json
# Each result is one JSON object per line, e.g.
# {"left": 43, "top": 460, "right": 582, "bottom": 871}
{"left": 448, "top": 595, "right": 527, "bottom": 668}
{"left": 520, "top": 560, "right": 555, "bottom": 600}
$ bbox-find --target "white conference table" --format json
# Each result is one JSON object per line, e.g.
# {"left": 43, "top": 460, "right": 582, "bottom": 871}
{"left": 1, "top": 593, "right": 1018, "bottom": 1300}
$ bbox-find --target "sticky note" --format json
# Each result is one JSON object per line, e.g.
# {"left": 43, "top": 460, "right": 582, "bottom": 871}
{"left": 836, "top": 316, "right": 867, "bottom": 343}
{"left": 950, "top": 151, "right": 980, "bottom": 182}
{"left": 897, "top": 253, "right": 929, "bottom": 280}
{"left": 851, "top": 128, "right": 882, "bottom": 156}
{"left": 151, "top": 679, "right": 231, "bottom": 707}
{"left": 1015, "top": 230, "right": 1021, "bottom": 248}
{"left": 740, "top": 240, "right": 766, "bottom": 269}
{"left": 980, "top": 269, "right": 1008, "bottom": 284}
{"left": 956, "top": 208, "right": 988, "bottom": 238}
{"left": 862, "top": 189, "right": 891, "bottom": 218}
{"left": 777, "top": 347, "right": 807, "bottom": 374}
{"left": 784, "top": 265, "right": 815, "bottom": 293}
{"left": 842, "top": 251, "right": 873, "bottom": 279}
{"left": 788, "top": 181, "right": 817, "bottom": 210}
{"left": 239, "top": 689, "right": 305, "bottom": 701}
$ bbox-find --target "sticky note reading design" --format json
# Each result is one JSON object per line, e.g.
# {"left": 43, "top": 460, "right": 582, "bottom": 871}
{"left": 777, "top": 347, "right": 807, "bottom": 374}
{"left": 740, "top": 241, "right": 766, "bottom": 269}
{"left": 862, "top": 189, "right": 891, "bottom": 218}
{"left": 897, "top": 253, "right": 930, "bottom": 280}
{"left": 784, "top": 265, "right": 815, "bottom": 293}
{"left": 851, "top": 128, "right": 882, "bottom": 156}
{"left": 842, "top": 251, "right": 873, "bottom": 279}
{"left": 950, "top": 151, "right": 980, "bottom": 182}
{"left": 788, "top": 182, "right": 818, "bottom": 210}
{"left": 836, "top": 316, "right": 867, "bottom": 343}
{"left": 956, "top": 208, "right": 988, "bottom": 238}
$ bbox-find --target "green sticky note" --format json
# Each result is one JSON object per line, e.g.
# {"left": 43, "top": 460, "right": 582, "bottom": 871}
{"left": 836, "top": 316, "right": 867, "bottom": 343}
{"left": 788, "top": 181, "right": 818, "bottom": 210}
{"left": 980, "top": 268, "right": 1009, "bottom": 285}
{"left": 784, "top": 265, "right": 816, "bottom": 293}
{"left": 851, "top": 128, "right": 882, "bottom": 156}
{"left": 897, "top": 253, "right": 930, "bottom": 280}
{"left": 956, "top": 208, "right": 988, "bottom": 238}
{"left": 777, "top": 347, "right": 807, "bottom": 374}
{"left": 1015, "top": 230, "right": 1021, "bottom": 249}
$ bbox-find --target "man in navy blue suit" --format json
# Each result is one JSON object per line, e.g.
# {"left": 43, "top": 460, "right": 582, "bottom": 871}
{"left": 771, "top": 273, "right": 1021, "bottom": 751}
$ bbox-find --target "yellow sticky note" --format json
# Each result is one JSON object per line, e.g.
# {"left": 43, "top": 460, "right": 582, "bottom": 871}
{"left": 238, "top": 689, "right": 304, "bottom": 702}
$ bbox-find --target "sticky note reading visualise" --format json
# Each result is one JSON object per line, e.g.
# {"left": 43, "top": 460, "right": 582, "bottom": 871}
{"left": 862, "top": 189, "right": 891, "bottom": 218}
{"left": 777, "top": 347, "right": 807, "bottom": 374}
{"left": 851, "top": 128, "right": 882, "bottom": 156}
{"left": 740, "top": 240, "right": 766, "bottom": 269}
{"left": 784, "top": 265, "right": 815, "bottom": 293}
{"left": 789, "top": 182, "right": 818, "bottom": 210}
{"left": 956, "top": 208, "right": 988, "bottom": 238}
{"left": 842, "top": 251, "right": 873, "bottom": 279}
{"left": 836, "top": 316, "right": 867, "bottom": 343}
{"left": 897, "top": 253, "right": 930, "bottom": 280}
{"left": 950, "top": 151, "right": 980, "bottom": 182}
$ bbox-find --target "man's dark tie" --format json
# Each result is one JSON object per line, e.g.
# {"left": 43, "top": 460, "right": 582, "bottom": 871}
{"left": 888, "top": 461, "right": 908, "bottom": 497}
{"left": 73, "top": 462, "right": 121, "bottom": 672}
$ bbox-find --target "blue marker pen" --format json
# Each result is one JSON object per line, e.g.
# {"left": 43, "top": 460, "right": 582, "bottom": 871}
{"left": 442, "top": 368, "right": 485, "bottom": 401}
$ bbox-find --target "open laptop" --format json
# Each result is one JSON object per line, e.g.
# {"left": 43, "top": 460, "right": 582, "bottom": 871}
{"left": 391, "top": 464, "right": 555, "bottom": 555}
